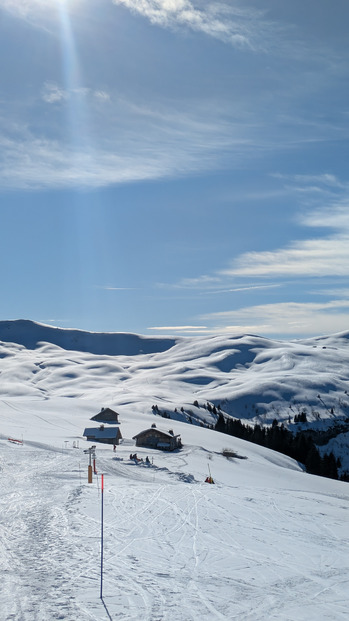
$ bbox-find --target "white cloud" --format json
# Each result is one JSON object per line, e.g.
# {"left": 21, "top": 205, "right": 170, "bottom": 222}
{"left": 293, "top": 174, "right": 344, "bottom": 189}
{"left": 41, "top": 82, "right": 111, "bottom": 105}
{"left": 0, "top": 0, "right": 81, "bottom": 18}
{"left": 315, "top": 288, "right": 349, "bottom": 299}
{"left": 42, "top": 82, "right": 68, "bottom": 104}
{"left": 271, "top": 173, "right": 344, "bottom": 187}
{"left": 163, "top": 195, "right": 349, "bottom": 338}
{"left": 94, "top": 90, "right": 111, "bottom": 102}
{"left": 221, "top": 203, "right": 349, "bottom": 279}
{"left": 300, "top": 202, "right": 349, "bottom": 229}
{"left": 148, "top": 325, "right": 208, "bottom": 332}
{"left": 161, "top": 274, "right": 221, "bottom": 290}
{"left": 103, "top": 286, "right": 136, "bottom": 291}
{"left": 0, "top": 130, "right": 222, "bottom": 189}
{"left": 222, "top": 235, "right": 349, "bottom": 278}
{"left": 113, "top": 0, "right": 272, "bottom": 50}
{"left": 0, "top": 134, "right": 171, "bottom": 189}
{"left": 201, "top": 300, "right": 349, "bottom": 337}
{"left": 271, "top": 173, "right": 347, "bottom": 199}
{"left": 0, "top": 0, "right": 85, "bottom": 34}
{"left": 161, "top": 275, "right": 281, "bottom": 295}
{"left": 0, "top": 95, "right": 252, "bottom": 189}
{"left": 0, "top": 0, "right": 56, "bottom": 32}
{"left": 0, "top": 0, "right": 42, "bottom": 16}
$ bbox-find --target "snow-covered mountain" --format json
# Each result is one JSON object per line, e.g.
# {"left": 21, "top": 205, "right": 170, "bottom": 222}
{"left": 1, "top": 320, "right": 348, "bottom": 469}
{"left": 1, "top": 320, "right": 349, "bottom": 420}
{"left": 0, "top": 320, "right": 348, "bottom": 620}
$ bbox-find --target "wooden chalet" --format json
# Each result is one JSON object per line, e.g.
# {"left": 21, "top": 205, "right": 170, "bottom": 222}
{"left": 132, "top": 424, "right": 181, "bottom": 451}
{"left": 90, "top": 407, "right": 119, "bottom": 424}
{"left": 83, "top": 425, "right": 122, "bottom": 445}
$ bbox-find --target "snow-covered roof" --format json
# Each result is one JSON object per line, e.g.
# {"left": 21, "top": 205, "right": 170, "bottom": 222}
{"left": 132, "top": 428, "right": 180, "bottom": 440}
{"left": 83, "top": 427, "right": 121, "bottom": 439}
{"left": 91, "top": 407, "right": 119, "bottom": 423}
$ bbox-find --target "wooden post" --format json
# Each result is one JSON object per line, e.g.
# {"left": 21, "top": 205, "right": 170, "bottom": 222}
{"left": 88, "top": 464, "right": 93, "bottom": 483}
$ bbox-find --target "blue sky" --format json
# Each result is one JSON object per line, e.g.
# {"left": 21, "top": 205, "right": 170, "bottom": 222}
{"left": 1, "top": 0, "right": 349, "bottom": 339}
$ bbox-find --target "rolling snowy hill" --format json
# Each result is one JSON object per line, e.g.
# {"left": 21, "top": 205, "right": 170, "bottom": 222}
{"left": 1, "top": 320, "right": 348, "bottom": 470}
{"left": 0, "top": 321, "right": 348, "bottom": 620}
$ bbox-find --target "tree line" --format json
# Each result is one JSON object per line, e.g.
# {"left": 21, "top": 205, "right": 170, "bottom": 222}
{"left": 215, "top": 414, "right": 342, "bottom": 480}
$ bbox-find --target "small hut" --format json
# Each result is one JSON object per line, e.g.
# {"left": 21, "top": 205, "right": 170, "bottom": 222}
{"left": 83, "top": 425, "right": 122, "bottom": 445}
{"left": 132, "top": 424, "right": 181, "bottom": 451}
{"left": 90, "top": 407, "right": 119, "bottom": 424}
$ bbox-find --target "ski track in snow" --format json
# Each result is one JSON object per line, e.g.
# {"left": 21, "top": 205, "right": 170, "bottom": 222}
{"left": 0, "top": 436, "right": 348, "bottom": 621}
{"left": 0, "top": 321, "right": 349, "bottom": 620}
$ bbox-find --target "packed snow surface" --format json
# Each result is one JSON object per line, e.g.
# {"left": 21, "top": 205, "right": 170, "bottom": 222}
{"left": 0, "top": 321, "right": 348, "bottom": 620}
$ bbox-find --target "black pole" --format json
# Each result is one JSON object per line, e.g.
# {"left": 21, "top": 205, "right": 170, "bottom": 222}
{"left": 100, "top": 474, "right": 104, "bottom": 600}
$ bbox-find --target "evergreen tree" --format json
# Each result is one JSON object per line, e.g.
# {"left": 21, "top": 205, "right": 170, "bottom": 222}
{"left": 305, "top": 445, "right": 323, "bottom": 475}
{"left": 215, "top": 413, "right": 226, "bottom": 433}
{"left": 322, "top": 452, "right": 338, "bottom": 479}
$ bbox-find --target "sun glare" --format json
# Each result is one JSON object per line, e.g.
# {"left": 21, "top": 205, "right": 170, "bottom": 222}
{"left": 56, "top": 0, "right": 92, "bottom": 155}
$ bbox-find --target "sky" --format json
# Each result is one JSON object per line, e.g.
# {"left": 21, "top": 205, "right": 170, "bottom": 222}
{"left": 0, "top": 0, "right": 349, "bottom": 339}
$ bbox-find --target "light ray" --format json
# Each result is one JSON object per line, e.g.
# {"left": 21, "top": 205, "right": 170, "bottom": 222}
{"left": 57, "top": 0, "right": 90, "bottom": 151}
{"left": 56, "top": 0, "right": 96, "bottom": 315}
{"left": 58, "top": 1, "right": 80, "bottom": 87}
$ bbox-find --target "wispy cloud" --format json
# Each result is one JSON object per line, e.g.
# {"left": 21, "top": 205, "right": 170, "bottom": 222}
{"left": 0, "top": 132, "right": 221, "bottom": 190}
{"left": 270, "top": 173, "right": 347, "bottom": 201}
{"left": 222, "top": 236, "right": 349, "bottom": 278}
{"left": 160, "top": 275, "right": 281, "bottom": 295}
{"left": 201, "top": 300, "right": 349, "bottom": 337}
{"left": 94, "top": 90, "right": 111, "bottom": 102}
{"left": 4, "top": 0, "right": 269, "bottom": 50}
{"left": 42, "top": 82, "right": 68, "bottom": 104}
{"left": 162, "top": 188, "right": 349, "bottom": 337}
{"left": 222, "top": 203, "right": 349, "bottom": 279}
{"left": 314, "top": 287, "right": 349, "bottom": 299}
{"left": 1, "top": 0, "right": 44, "bottom": 16}
{"left": 158, "top": 274, "right": 221, "bottom": 290}
{"left": 272, "top": 173, "right": 345, "bottom": 190}
{"left": 113, "top": 0, "right": 274, "bottom": 50}
{"left": 0, "top": 132, "right": 183, "bottom": 189}
{"left": 0, "top": 0, "right": 81, "bottom": 19}
{"left": 41, "top": 82, "right": 111, "bottom": 105}
{"left": 300, "top": 202, "right": 349, "bottom": 229}
{"left": 0, "top": 96, "right": 252, "bottom": 189}
{"left": 102, "top": 286, "right": 137, "bottom": 291}
{"left": 148, "top": 325, "right": 209, "bottom": 334}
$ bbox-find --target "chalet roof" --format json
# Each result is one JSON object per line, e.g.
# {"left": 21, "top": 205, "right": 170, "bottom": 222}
{"left": 132, "top": 428, "right": 180, "bottom": 440}
{"left": 83, "top": 427, "right": 121, "bottom": 439}
{"left": 91, "top": 407, "right": 119, "bottom": 423}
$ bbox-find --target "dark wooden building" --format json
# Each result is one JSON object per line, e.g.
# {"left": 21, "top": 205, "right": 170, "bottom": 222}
{"left": 90, "top": 407, "right": 119, "bottom": 424}
{"left": 132, "top": 425, "right": 181, "bottom": 451}
{"left": 83, "top": 425, "right": 122, "bottom": 445}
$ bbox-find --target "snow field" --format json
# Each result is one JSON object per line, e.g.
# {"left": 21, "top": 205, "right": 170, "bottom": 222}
{"left": 0, "top": 322, "right": 349, "bottom": 620}
{"left": 0, "top": 399, "right": 348, "bottom": 620}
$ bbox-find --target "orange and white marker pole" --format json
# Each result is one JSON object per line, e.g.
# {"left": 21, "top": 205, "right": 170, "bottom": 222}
{"left": 100, "top": 474, "right": 104, "bottom": 600}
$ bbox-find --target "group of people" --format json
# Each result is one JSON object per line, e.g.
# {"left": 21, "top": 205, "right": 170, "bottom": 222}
{"left": 129, "top": 453, "right": 152, "bottom": 465}
{"left": 129, "top": 453, "right": 140, "bottom": 461}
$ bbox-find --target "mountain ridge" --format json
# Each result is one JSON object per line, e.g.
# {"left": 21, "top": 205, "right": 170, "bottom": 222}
{"left": 1, "top": 319, "right": 348, "bottom": 472}
{"left": 0, "top": 319, "right": 178, "bottom": 356}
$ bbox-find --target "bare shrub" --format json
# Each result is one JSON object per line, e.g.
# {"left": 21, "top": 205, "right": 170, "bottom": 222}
{"left": 222, "top": 448, "right": 239, "bottom": 458}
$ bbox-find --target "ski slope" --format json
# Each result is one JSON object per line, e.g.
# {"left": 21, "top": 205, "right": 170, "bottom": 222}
{"left": 0, "top": 397, "right": 348, "bottom": 621}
